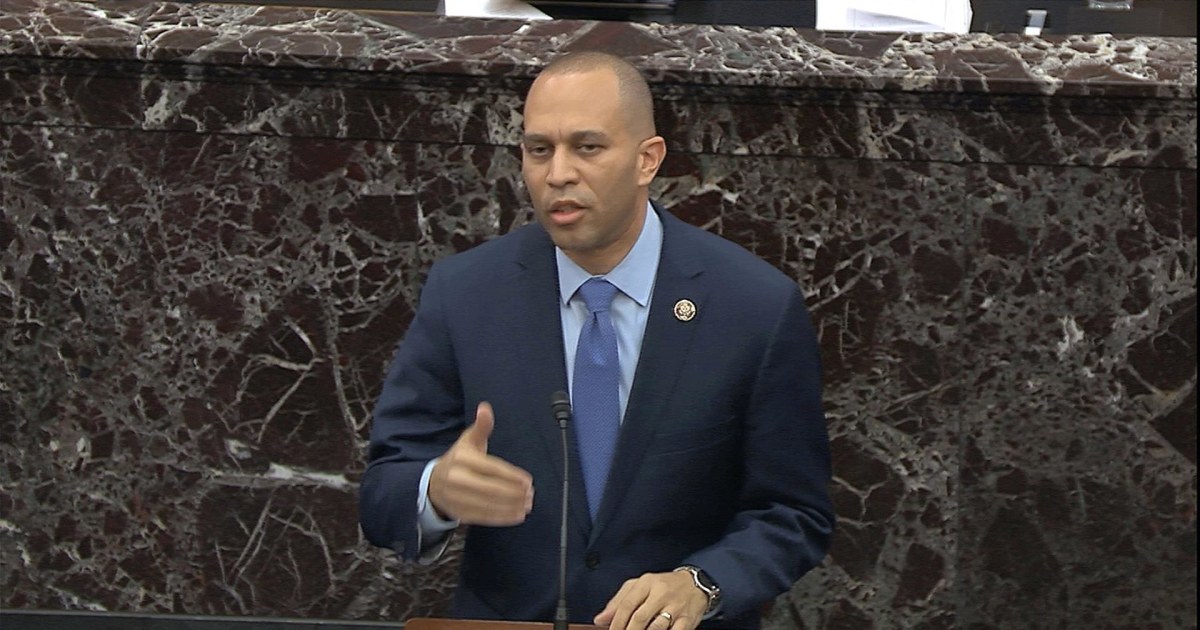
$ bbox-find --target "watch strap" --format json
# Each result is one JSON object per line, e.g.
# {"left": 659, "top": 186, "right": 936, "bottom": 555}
{"left": 674, "top": 565, "right": 721, "bottom": 614}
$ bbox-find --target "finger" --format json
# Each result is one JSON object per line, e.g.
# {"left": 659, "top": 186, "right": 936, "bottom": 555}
{"left": 461, "top": 401, "right": 494, "bottom": 452}
{"left": 466, "top": 453, "right": 535, "bottom": 487}
{"left": 438, "top": 462, "right": 533, "bottom": 517}
{"left": 430, "top": 480, "right": 529, "bottom": 526}
{"left": 449, "top": 494, "right": 530, "bottom": 526}
{"left": 597, "top": 579, "right": 649, "bottom": 630}
{"left": 442, "top": 468, "right": 532, "bottom": 509}
{"left": 594, "top": 578, "right": 631, "bottom": 627}
{"left": 648, "top": 610, "right": 675, "bottom": 630}
{"left": 660, "top": 609, "right": 699, "bottom": 630}
{"left": 443, "top": 443, "right": 535, "bottom": 509}
{"left": 594, "top": 597, "right": 616, "bottom": 626}
{"left": 625, "top": 597, "right": 664, "bottom": 630}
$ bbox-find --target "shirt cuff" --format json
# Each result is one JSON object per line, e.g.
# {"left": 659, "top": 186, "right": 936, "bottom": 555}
{"left": 416, "top": 458, "right": 458, "bottom": 562}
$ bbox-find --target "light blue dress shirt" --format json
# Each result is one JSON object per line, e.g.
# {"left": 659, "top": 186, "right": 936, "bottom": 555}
{"left": 556, "top": 203, "right": 661, "bottom": 422}
{"left": 415, "top": 203, "right": 662, "bottom": 555}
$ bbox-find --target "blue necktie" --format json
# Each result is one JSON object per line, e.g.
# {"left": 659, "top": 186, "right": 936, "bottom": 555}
{"left": 573, "top": 278, "right": 621, "bottom": 518}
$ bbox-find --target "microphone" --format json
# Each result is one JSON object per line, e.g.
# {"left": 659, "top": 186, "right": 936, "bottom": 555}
{"left": 550, "top": 391, "right": 572, "bottom": 630}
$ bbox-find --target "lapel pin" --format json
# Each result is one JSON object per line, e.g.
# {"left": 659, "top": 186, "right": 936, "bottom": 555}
{"left": 673, "top": 299, "right": 697, "bottom": 322}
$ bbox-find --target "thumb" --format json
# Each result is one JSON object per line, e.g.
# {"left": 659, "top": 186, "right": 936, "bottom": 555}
{"left": 461, "top": 401, "right": 494, "bottom": 452}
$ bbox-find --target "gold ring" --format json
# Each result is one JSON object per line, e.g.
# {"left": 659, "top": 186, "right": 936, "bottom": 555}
{"left": 658, "top": 611, "right": 674, "bottom": 624}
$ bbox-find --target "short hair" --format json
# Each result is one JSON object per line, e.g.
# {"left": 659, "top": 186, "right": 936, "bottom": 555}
{"left": 533, "top": 51, "right": 657, "bottom": 137}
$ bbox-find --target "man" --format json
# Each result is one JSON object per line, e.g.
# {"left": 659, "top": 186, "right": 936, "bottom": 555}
{"left": 359, "top": 52, "right": 834, "bottom": 630}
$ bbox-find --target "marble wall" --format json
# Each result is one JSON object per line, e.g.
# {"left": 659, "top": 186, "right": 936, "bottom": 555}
{"left": 2, "top": 1, "right": 1195, "bottom": 627}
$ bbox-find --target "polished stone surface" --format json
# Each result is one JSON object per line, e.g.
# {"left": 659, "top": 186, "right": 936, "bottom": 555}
{"left": 1, "top": 609, "right": 407, "bottom": 630}
{"left": 1, "top": 1, "right": 1195, "bottom": 628}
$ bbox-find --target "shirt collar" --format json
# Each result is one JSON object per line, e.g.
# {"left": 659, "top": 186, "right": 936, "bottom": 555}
{"left": 556, "top": 201, "right": 662, "bottom": 307}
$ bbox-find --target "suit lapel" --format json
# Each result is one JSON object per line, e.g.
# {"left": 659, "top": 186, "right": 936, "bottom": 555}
{"left": 589, "top": 211, "right": 708, "bottom": 542}
{"left": 504, "top": 225, "right": 594, "bottom": 538}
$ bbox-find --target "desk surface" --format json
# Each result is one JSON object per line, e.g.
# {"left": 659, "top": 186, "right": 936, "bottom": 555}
{"left": 0, "top": 609, "right": 406, "bottom": 630}
{"left": 0, "top": 610, "right": 606, "bottom": 630}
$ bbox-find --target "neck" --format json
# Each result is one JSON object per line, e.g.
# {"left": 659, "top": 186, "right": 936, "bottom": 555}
{"left": 569, "top": 203, "right": 649, "bottom": 275}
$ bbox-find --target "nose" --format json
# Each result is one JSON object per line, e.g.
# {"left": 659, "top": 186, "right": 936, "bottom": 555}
{"left": 545, "top": 150, "right": 578, "bottom": 188}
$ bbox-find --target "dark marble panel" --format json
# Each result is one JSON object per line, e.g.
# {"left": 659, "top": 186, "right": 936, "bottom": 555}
{"left": 2, "top": 0, "right": 1195, "bottom": 99}
{"left": 131, "top": 8, "right": 1200, "bottom": 98}
{"left": 1, "top": 124, "right": 527, "bottom": 617}
{"left": 1, "top": 119, "right": 981, "bottom": 624}
{"left": 7, "top": 55, "right": 1193, "bottom": 176}
{"left": 2, "top": 0, "right": 1196, "bottom": 627}
{"left": 657, "top": 88, "right": 1197, "bottom": 169}
{"left": 4, "top": 1, "right": 1195, "bottom": 174}
{"left": 955, "top": 163, "right": 1197, "bottom": 628}
{"left": 0, "top": 58, "right": 147, "bottom": 128}
{"left": 0, "top": 0, "right": 150, "bottom": 60}
{"left": 130, "top": 68, "right": 528, "bottom": 146}
{"left": 0, "top": 54, "right": 523, "bottom": 146}
{"left": 653, "top": 155, "right": 967, "bottom": 630}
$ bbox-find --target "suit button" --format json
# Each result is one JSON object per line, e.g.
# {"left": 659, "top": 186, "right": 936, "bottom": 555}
{"left": 585, "top": 552, "right": 601, "bottom": 569}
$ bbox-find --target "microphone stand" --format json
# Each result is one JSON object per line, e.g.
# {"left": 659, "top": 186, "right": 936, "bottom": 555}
{"left": 551, "top": 391, "right": 572, "bottom": 630}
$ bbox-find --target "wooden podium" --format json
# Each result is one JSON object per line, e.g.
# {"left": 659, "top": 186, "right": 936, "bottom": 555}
{"left": 406, "top": 619, "right": 602, "bottom": 630}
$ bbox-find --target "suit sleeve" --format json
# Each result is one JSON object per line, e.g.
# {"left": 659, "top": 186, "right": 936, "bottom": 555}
{"left": 358, "top": 262, "right": 467, "bottom": 561}
{"left": 684, "top": 287, "right": 835, "bottom": 617}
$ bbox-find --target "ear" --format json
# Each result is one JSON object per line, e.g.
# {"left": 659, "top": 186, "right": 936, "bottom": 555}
{"left": 636, "top": 136, "right": 667, "bottom": 187}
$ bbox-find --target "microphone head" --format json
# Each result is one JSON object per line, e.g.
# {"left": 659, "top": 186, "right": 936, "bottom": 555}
{"left": 550, "top": 390, "right": 571, "bottom": 423}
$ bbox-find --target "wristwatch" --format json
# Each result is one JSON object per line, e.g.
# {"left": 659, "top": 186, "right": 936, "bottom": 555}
{"left": 674, "top": 565, "right": 721, "bottom": 615}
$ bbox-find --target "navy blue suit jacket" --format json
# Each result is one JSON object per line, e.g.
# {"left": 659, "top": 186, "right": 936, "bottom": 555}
{"left": 360, "top": 207, "right": 834, "bottom": 628}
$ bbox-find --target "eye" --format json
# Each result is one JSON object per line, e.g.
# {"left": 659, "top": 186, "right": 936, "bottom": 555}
{"left": 578, "top": 144, "right": 602, "bottom": 154}
{"left": 525, "top": 145, "right": 550, "bottom": 158}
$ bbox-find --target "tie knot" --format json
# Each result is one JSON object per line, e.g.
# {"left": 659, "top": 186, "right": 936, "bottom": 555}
{"left": 578, "top": 278, "right": 618, "bottom": 313}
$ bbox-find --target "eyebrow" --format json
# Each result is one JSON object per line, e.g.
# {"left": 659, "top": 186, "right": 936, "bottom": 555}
{"left": 522, "top": 130, "right": 611, "bottom": 144}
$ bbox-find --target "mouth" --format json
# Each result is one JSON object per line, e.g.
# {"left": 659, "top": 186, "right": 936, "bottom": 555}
{"left": 547, "top": 200, "right": 586, "bottom": 226}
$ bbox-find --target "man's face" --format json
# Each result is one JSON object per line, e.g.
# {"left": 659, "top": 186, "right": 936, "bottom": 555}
{"left": 521, "top": 68, "right": 659, "bottom": 274}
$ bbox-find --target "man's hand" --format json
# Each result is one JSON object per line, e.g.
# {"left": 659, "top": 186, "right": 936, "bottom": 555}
{"left": 594, "top": 570, "right": 709, "bottom": 630}
{"left": 428, "top": 402, "right": 534, "bottom": 526}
